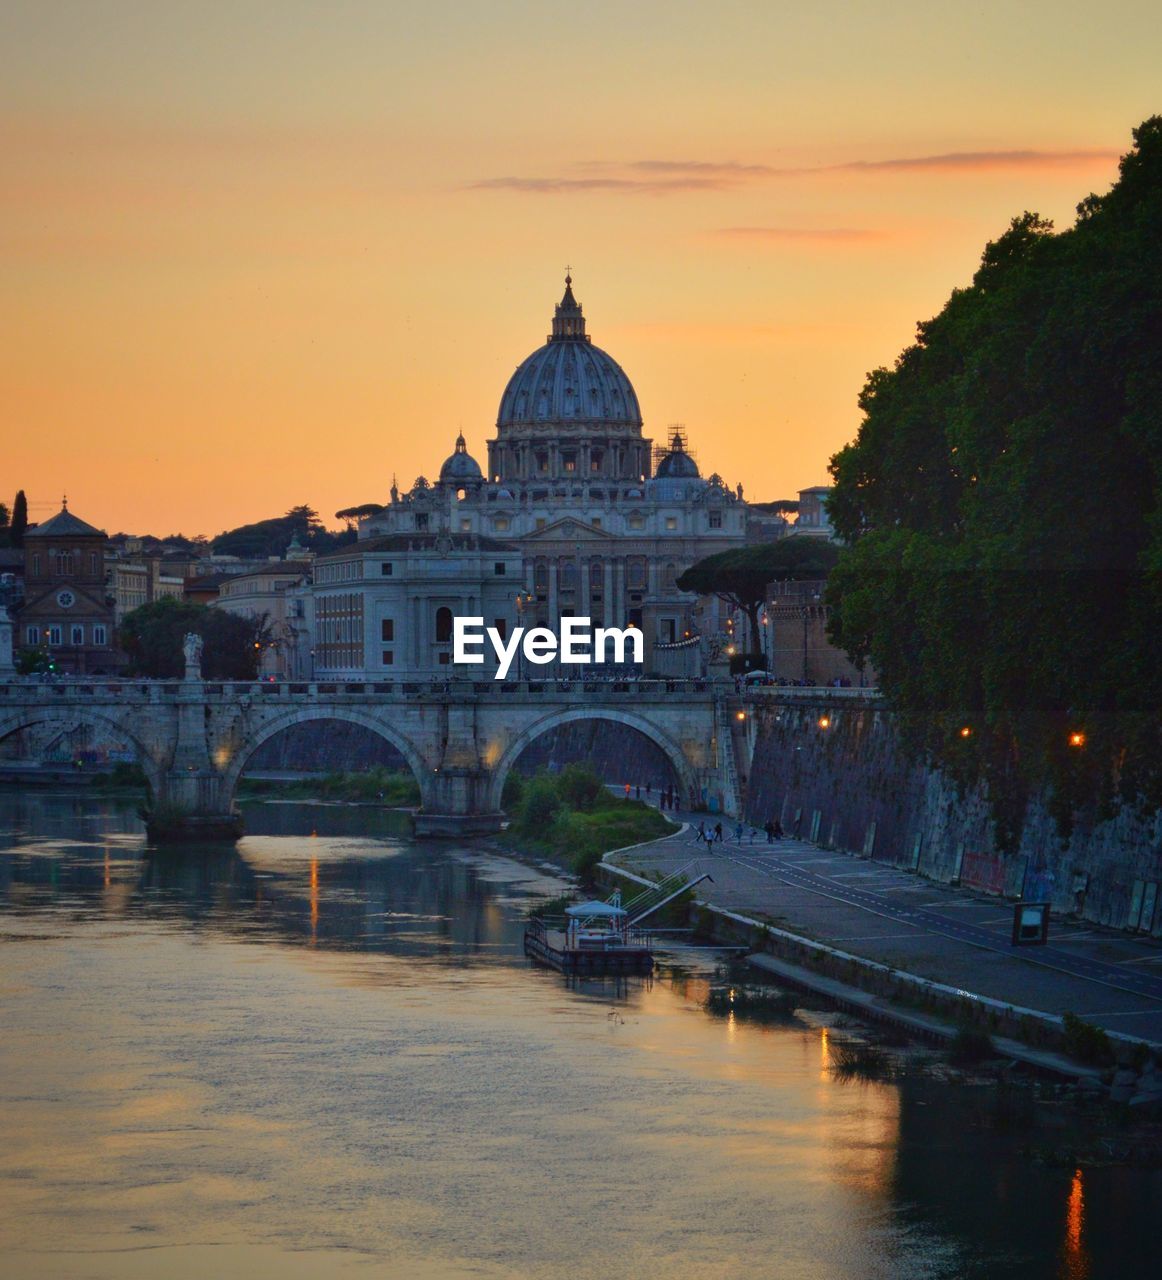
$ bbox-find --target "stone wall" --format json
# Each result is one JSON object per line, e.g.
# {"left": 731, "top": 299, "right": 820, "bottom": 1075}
{"left": 245, "top": 720, "right": 408, "bottom": 773}
{"left": 743, "top": 699, "right": 1162, "bottom": 937}
{"left": 510, "top": 721, "right": 677, "bottom": 791}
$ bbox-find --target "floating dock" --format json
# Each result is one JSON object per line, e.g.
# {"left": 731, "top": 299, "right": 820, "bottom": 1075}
{"left": 523, "top": 907, "right": 654, "bottom": 975}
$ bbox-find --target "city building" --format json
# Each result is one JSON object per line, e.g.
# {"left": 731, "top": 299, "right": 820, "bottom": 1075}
{"left": 309, "top": 533, "right": 522, "bottom": 679}
{"left": 764, "top": 578, "right": 869, "bottom": 686}
{"left": 793, "top": 486, "right": 836, "bottom": 539}
{"left": 353, "top": 276, "right": 749, "bottom": 671}
{"left": 17, "top": 501, "right": 118, "bottom": 674}
{"left": 214, "top": 557, "right": 314, "bottom": 679}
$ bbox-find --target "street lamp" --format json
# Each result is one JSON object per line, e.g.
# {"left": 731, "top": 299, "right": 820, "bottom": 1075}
{"left": 514, "top": 590, "right": 534, "bottom": 681}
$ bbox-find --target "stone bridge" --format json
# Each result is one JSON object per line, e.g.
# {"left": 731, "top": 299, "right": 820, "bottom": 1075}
{"left": 0, "top": 676, "right": 737, "bottom": 839}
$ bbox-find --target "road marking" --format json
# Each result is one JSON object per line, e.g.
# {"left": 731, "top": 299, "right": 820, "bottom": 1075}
{"left": 706, "top": 850, "right": 1162, "bottom": 1005}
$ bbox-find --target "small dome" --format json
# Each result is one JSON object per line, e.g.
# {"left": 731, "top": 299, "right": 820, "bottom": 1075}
{"left": 439, "top": 433, "right": 484, "bottom": 484}
{"left": 656, "top": 430, "right": 700, "bottom": 479}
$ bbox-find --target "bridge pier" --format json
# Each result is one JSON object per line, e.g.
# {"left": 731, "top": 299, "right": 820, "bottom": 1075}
{"left": 413, "top": 767, "right": 505, "bottom": 838}
{"left": 413, "top": 703, "right": 504, "bottom": 837}
{"left": 146, "top": 769, "right": 243, "bottom": 843}
{"left": 145, "top": 681, "right": 242, "bottom": 843}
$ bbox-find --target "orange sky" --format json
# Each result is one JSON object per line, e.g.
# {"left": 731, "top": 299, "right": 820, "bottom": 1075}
{"left": 2, "top": 1, "right": 1157, "bottom": 536}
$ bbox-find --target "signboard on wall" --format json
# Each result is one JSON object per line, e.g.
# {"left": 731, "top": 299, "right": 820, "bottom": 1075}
{"left": 960, "top": 850, "right": 1008, "bottom": 895}
{"left": 1011, "top": 902, "right": 1050, "bottom": 946}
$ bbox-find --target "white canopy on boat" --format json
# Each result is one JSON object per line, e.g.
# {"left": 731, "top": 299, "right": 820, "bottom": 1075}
{"left": 566, "top": 901, "right": 627, "bottom": 918}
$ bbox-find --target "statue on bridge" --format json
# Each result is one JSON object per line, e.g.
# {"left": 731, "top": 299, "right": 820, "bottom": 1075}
{"left": 182, "top": 631, "right": 204, "bottom": 681}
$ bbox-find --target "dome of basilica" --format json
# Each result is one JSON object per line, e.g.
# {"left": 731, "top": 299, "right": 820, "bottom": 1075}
{"left": 496, "top": 276, "right": 642, "bottom": 431}
{"left": 438, "top": 433, "right": 484, "bottom": 484}
{"left": 655, "top": 430, "right": 701, "bottom": 479}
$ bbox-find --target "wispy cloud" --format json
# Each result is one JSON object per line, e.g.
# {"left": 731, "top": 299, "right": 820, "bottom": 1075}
{"left": 831, "top": 149, "right": 1116, "bottom": 173}
{"left": 470, "top": 148, "right": 1118, "bottom": 195}
{"left": 713, "top": 226, "right": 885, "bottom": 243}
{"left": 468, "top": 174, "right": 733, "bottom": 194}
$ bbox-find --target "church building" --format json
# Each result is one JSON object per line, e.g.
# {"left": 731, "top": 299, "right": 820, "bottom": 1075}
{"left": 325, "top": 276, "right": 748, "bottom": 675}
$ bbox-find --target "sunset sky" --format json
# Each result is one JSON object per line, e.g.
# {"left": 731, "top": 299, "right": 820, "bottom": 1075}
{"left": 3, "top": 1, "right": 1158, "bottom": 536}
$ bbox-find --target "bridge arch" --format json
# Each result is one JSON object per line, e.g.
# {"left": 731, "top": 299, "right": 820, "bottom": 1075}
{"left": 0, "top": 707, "right": 166, "bottom": 800}
{"left": 218, "top": 706, "right": 434, "bottom": 810}
{"left": 487, "top": 707, "right": 699, "bottom": 813}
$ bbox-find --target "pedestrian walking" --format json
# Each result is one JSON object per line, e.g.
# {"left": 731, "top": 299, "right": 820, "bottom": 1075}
{"left": 624, "top": 783, "right": 631, "bottom": 801}
{"left": 764, "top": 820, "right": 774, "bottom": 844}
{"left": 714, "top": 821, "right": 723, "bottom": 843}
{"left": 734, "top": 821, "right": 744, "bottom": 843}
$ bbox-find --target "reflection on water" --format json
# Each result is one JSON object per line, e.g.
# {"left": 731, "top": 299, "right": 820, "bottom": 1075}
{"left": 0, "top": 792, "right": 1159, "bottom": 1279}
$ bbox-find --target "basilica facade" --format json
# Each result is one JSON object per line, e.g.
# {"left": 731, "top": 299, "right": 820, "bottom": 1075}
{"left": 311, "top": 277, "right": 748, "bottom": 678}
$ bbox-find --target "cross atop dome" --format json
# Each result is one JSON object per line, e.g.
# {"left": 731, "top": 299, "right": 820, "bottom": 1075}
{"left": 550, "top": 270, "right": 589, "bottom": 343}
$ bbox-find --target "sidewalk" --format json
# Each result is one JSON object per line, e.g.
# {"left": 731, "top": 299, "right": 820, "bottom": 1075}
{"left": 611, "top": 810, "right": 1162, "bottom": 1047}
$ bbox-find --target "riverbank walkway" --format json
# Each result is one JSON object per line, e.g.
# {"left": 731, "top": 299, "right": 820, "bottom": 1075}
{"left": 609, "top": 809, "right": 1162, "bottom": 1047}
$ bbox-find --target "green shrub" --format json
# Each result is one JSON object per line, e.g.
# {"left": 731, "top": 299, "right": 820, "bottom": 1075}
{"left": 500, "top": 770, "right": 525, "bottom": 810}
{"left": 1061, "top": 1012, "right": 1115, "bottom": 1067}
{"left": 557, "top": 763, "right": 606, "bottom": 810}
{"left": 517, "top": 776, "right": 563, "bottom": 833}
{"left": 829, "top": 1040, "right": 896, "bottom": 1081}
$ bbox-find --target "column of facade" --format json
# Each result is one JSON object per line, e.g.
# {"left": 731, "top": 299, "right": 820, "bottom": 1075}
{"left": 602, "top": 559, "right": 613, "bottom": 627}
{"left": 548, "top": 559, "right": 559, "bottom": 624}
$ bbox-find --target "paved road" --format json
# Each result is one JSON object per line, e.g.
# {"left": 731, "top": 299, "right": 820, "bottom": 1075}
{"left": 720, "top": 845, "right": 1162, "bottom": 1003}
{"left": 617, "top": 814, "right": 1162, "bottom": 1043}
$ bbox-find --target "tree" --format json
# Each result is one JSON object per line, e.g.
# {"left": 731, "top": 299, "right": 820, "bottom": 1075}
{"left": 0, "top": 501, "right": 8, "bottom": 528}
{"left": 335, "top": 503, "right": 385, "bottom": 522}
{"left": 211, "top": 503, "right": 352, "bottom": 558}
{"left": 117, "top": 598, "right": 272, "bottom": 679}
{"left": 10, "top": 490, "right": 27, "bottom": 548}
{"left": 826, "top": 117, "right": 1162, "bottom": 847}
{"left": 677, "top": 537, "right": 840, "bottom": 653}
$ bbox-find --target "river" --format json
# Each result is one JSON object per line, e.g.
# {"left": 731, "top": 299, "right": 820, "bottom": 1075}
{"left": 0, "top": 792, "right": 1157, "bottom": 1278}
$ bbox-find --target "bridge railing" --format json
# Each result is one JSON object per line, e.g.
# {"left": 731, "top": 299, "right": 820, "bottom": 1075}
{"left": 744, "top": 685, "right": 882, "bottom": 703}
{"left": 0, "top": 676, "right": 722, "bottom": 702}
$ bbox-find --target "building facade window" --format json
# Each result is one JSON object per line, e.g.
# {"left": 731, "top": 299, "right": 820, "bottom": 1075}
{"left": 435, "top": 607, "right": 453, "bottom": 643}
{"left": 93, "top": 625, "right": 107, "bottom": 646}
{"left": 709, "top": 512, "right": 722, "bottom": 529}
{"left": 71, "top": 625, "right": 84, "bottom": 645}
{"left": 381, "top": 619, "right": 394, "bottom": 642}
{"left": 665, "top": 516, "right": 677, "bottom": 530}
{"left": 494, "top": 562, "right": 506, "bottom": 576}
{"left": 48, "top": 625, "right": 62, "bottom": 645}
{"left": 381, "top": 562, "right": 393, "bottom": 576}
{"left": 26, "top": 626, "right": 38, "bottom": 646}
{"left": 382, "top": 650, "right": 394, "bottom": 665}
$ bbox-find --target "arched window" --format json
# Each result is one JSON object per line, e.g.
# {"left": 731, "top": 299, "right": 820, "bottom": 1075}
{"left": 435, "top": 607, "right": 453, "bottom": 643}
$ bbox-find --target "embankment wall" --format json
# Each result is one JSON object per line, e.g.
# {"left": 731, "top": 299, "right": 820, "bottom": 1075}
{"left": 743, "top": 699, "right": 1162, "bottom": 936}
